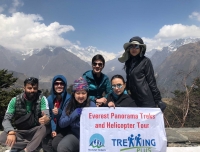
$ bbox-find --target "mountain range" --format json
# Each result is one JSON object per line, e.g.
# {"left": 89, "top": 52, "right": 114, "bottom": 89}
{"left": 0, "top": 37, "right": 200, "bottom": 97}
{"left": 156, "top": 41, "right": 200, "bottom": 97}
{"left": 0, "top": 46, "right": 92, "bottom": 89}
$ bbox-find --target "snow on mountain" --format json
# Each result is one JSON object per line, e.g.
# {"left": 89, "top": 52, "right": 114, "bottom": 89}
{"left": 20, "top": 45, "right": 117, "bottom": 63}
{"left": 16, "top": 37, "right": 200, "bottom": 64}
{"left": 65, "top": 45, "right": 117, "bottom": 63}
{"left": 21, "top": 46, "right": 56, "bottom": 56}
{"left": 168, "top": 37, "right": 200, "bottom": 51}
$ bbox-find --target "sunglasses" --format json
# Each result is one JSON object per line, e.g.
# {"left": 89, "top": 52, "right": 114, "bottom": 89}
{"left": 112, "top": 84, "right": 123, "bottom": 89}
{"left": 92, "top": 62, "right": 103, "bottom": 67}
{"left": 25, "top": 77, "right": 38, "bottom": 83}
{"left": 54, "top": 82, "right": 64, "bottom": 86}
{"left": 130, "top": 44, "right": 140, "bottom": 49}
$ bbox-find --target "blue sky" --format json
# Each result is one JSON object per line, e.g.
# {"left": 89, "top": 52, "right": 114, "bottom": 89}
{"left": 0, "top": 0, "right": 200, "bottom": 55}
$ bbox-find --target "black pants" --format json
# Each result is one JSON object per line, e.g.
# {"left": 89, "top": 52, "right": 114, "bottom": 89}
{"left": 42, "top": 128, "right": 69, "bottom": 152}
{"left": 57, "top": 133, "right": 79, "bottom": 152}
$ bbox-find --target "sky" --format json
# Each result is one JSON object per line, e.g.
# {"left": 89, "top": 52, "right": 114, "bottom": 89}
{"left": 0, "top": 0, "right": 200, "bottom": 55}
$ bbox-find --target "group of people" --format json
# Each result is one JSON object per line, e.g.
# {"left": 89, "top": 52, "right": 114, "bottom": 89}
{"left": 0, "top": 36, "right": 166, "bottom": 152}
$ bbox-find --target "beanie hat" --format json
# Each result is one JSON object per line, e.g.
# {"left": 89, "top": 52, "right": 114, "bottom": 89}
{"left": 118, "top": 36, "right": 146, "bottom": 63}
{"left": 72, "top": 77, "right": 89, "bottom": 92}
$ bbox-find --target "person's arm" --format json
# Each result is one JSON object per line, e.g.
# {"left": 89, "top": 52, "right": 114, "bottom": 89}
{"left": 144, "top": 59, "right": 162, "bottom": 103}
{"left": 82, "top": 73, "right": 95, "bottom": 101}
{"left": 89, "top": 101, "right": 97, "bottom": 107}
{"left": 50, "top": 115, "right": 56, "bottom": 132}
{"left": 2, "top": 97, "right": 16, "bottom": 133}
{"left": 55, "top": 96, "right": 70, "bottom": 119}
{"left": 59, "top": 104, "right": 81, "bottom": 128}
{"left": 144, "top": 59, "right": 166, "bottom": 111}
{"left": 102, "top": 94, "right": 112, "bottom": 107}
{"left": 55, "top": 108, "right": 62, "bottom": 118}
{"left": 104, "top": 78, "right": 112, "bottom": 98}
{"left": 47, "top": 97, "right": 57, "bottom": 132}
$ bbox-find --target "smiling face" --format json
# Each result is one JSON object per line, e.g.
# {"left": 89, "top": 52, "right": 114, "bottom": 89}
{"left": 92, "top": 59, "right": 104, "bottom": 74}
{"left": 74, "top": 90, "right": 88, "bottom": 104}
{"left": 129, "top": 44, "right": 141, "bottom": 57}
{"left": 54, "top": 80, "right": 65, "bottom": 94}
{"left": 24, "top": 83, "right": 38, "bottom": 101}
{"left": 111, "top": 78, "right": 126, "bottom": 95}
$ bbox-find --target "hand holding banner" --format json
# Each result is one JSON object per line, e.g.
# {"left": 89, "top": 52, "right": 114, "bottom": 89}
{"left": 80, "top": 108, "right": 167, "bottom": 152}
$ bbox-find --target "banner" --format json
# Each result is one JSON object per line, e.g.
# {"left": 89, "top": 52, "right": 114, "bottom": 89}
{"left": 80, "top": 108, "right": 167, "bottom": 152}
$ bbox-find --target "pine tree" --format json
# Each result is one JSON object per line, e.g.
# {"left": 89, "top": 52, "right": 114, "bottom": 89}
{"left": 0, "top": 69, "right": 22, "bottom": 130}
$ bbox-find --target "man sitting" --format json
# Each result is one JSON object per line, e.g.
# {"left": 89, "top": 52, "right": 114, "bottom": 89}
{"left": 0, "top": 77, "right": 50, "bottom": 152}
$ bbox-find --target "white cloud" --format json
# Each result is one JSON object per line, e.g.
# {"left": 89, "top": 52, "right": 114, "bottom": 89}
{"left": 139, "top": 24, "right": 200, "bottom": 52}
{"left": 0, "top": 12, "right": 75, "bottom": 53}
{"left": 155, "top": 24, "right": 200, "bottom": 39}
{"left": 189, "top": 12, "right": 200, "bottom": 21}
{"left": 142, "top": 37, "right": 169, "bottom": 52}
{"left": 9, "top": 0, "right": 24, "bottom": 13}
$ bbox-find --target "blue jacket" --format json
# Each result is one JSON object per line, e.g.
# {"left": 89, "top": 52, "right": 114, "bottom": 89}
{"left": 47, "top": 75, "right": 71, "bottom": 132}
{"left": 59, "top": 101, "right": 96, "bottom": 139}
{"left": 82, "top": 70, "right": 112, "bottom": 101}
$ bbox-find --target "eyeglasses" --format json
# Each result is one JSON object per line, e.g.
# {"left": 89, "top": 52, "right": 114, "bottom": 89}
{"left": 130, "top": 44, "right": 140, "bottom": 49}
{"left": 25, "top": 77, "right": 38, "bottom": 83}
{"left": 92, "top": 62, "right": 103, "bottom": 67}
{"left": 112, "top": 84, "right": 123, "bottom": 89}
{"left": 54, "top": 82, "right": 64, "bottom": 86}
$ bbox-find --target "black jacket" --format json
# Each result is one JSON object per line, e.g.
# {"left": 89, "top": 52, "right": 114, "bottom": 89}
{"left": 126, "top": 56, "right": 161, "bottom": 107}
{"left": 106, "top": 93, "right": 137, "bottom": 107}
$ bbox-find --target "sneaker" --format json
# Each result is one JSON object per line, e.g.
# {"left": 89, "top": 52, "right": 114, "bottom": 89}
{"left": 5, "top": 149, "right": 18, "bottom": 152}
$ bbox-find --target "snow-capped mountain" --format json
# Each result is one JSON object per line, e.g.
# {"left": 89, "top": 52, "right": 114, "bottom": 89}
{"left": 156, "top": 41, "right": 200, "bottom": 97}
{"left": 65, "top": 45, "right": 117, "bottom": 63}
{"left": 20, "top": 45, "right": 117, "bottom": 63}
{"left": 151, "top": 38, "right": 200, "bottom": 70}
{"left": 21, "top": 46, "right": 56, "bottom": 57}
{"left": 168, "top": 37, "right": 200, "bottom": 52}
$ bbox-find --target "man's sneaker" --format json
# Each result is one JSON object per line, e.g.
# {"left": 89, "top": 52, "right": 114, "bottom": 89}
{"left": 4, "top": 149, "right": 18, "bottom": 152}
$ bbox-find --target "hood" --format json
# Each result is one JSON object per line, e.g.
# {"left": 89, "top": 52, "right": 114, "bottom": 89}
{"left": 50, "top": 75, "right": 68, "bottom": 100}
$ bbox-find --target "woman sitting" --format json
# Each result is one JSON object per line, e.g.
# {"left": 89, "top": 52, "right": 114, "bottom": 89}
{"left": 106, "top": 74, "right": 137, "bottom": 107}
{"left": 57, "top": 78, "right": 96, "bottom": 152}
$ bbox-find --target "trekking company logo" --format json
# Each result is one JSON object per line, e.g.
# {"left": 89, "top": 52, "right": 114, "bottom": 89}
{"left": 89, "top": 133, "right": 106, "bottom": 151}
{"left": 111, "top": 134, "right": 156, "bottom": 152}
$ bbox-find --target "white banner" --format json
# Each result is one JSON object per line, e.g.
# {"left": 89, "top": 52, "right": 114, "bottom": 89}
{"left": 80, "top": 107, "right": 167, "bottom": 152}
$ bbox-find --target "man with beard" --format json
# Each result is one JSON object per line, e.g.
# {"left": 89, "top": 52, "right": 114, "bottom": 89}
{"left": 0, "top": 77, "right": 50, "bottom": 152}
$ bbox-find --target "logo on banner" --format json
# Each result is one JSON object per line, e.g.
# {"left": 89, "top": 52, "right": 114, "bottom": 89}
{"left": 89, "top": 133, "right": 106, "bottom": 151}
{"left": 111, "top": 134, "right": 156, "bottom": 151}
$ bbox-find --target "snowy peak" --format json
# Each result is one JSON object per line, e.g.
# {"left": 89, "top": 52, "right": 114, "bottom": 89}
{"left": 21, "top": 45, "right": 117, "bottom": 63}
{"left": 21, "top": 46, "right": 56, "bottom": 56}
{"left": 168, "top": 38, "right": 200, "bottom": 51}
{"left": 65, "top": 45, "right": 117, "bottom": 63}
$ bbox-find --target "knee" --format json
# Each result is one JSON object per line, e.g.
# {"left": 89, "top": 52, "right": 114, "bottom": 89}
{"left": 57, "top": 146, "right": 71, "bottom": 152}
{"left": 57, "top": 141, "right": 72, "bottom": 152}
{"left": 0, "top": 132, "right": 7, "bottom": 144}
{"left": 52, "top": 139, "right": 58, "bottom": 151}
{"left": 35, "top": 124, "right": 46, "bottom": 131}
